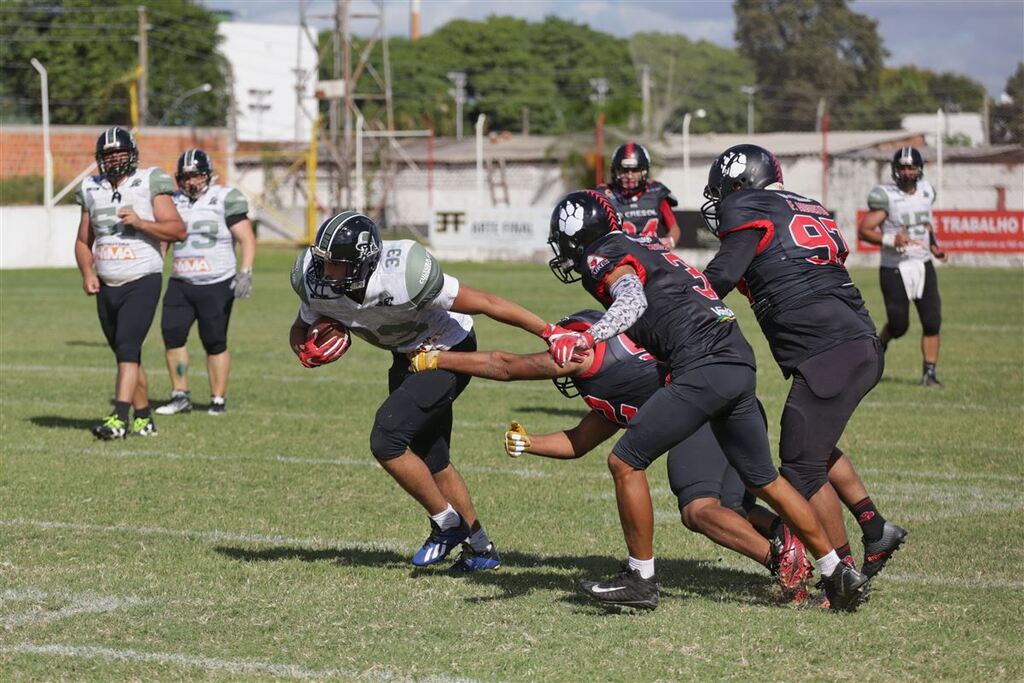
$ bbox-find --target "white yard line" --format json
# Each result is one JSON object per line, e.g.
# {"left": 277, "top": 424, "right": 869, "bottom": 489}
{"left": 0, "top": 642, "right": 479, "bottom": 682}
{"left": 1, "top": 589, "right": 149, "bottom": 629}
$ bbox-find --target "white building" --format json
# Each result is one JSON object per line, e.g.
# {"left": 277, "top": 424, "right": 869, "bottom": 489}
{"left": 218, "top": 22, "right": 318, "bottom": 143}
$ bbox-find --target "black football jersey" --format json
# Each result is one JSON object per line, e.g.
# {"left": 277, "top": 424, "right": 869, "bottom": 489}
{"left": 581, "top": 231, "right": 755, "bottom": 374}
{"left": 597, "top": 180, "right": 678, "bottom": 239}
{"left": 717, "top": 189, "right": 876, "bottom": 374}
{"left": 573, "top": 333, "right": 667, "bottom": 427}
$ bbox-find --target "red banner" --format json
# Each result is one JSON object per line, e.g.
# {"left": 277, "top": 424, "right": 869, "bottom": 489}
{"left": 857, "top": 210, "right": 1024, "bottom": 253}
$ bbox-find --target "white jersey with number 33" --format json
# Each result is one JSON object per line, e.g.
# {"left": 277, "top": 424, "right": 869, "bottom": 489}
{"left": 291, "top": 239, "right": 473, "bottom": 353}
{"left": 171, "top": 184, "right": 249, "bottom": 285}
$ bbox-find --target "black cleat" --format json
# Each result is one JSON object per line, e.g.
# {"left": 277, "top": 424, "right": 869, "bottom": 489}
{"left": 817, "top": 562, "right": 869, "bottom": 612}
{"left": 579, "top": 565, "right": 659, "bottom": 610}
{"left": 862, "top": 522, "right": 908, "bottom": 578}
{"left": 922, "top": 373, "right": 944, "bottom": 388}
{"left": 92, "top": 414, "right": 127, "bottom": 440}
{"left": 448, "top": 542, "right": 501, "bottom": 573}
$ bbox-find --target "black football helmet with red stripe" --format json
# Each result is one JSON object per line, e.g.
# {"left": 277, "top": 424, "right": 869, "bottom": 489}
{"left": 701, "top": 144, "right": 784, "bottom": 235}
{"left": 611, "top": 142, "right": 651, "bottom": 195}
{"left": 548, "top": 190, "right": 622, "bottom": 284}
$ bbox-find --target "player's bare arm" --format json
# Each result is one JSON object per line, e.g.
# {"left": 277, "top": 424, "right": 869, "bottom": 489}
{"left": 858, "top": 209, "right": 912, "bottom": 248}
{"left": 74, "top": 209, "right": 100, "bottom": 295}
{"left": 230, "top": 219, "right": 257, "bottom": 272}
{"left": 509, "top": 411, "right": 621, "bottom": 460}
{"left": 117, "top": 193, "right": 187, "bottom": 242}
{"left": 424, "top": 348, "right": 593, "bottom": 380}
{"left": 450, "top": 284, "right": 548, "bottom": 336}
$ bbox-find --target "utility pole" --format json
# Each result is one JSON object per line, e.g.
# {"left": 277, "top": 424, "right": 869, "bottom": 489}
{"left": 447, "top": 71, "right": 467, "bottom": 140}
{"left": 137, "top": 5, "right": 148, "bottom": 127}
{"left": 740, "top": 84, "right": 759, "bottom": 135}
{"left": 589, "top": 77, "right": 608, "bottom": 109}
{"left": 641, "top": 64, "right": 651, "bottom": 136}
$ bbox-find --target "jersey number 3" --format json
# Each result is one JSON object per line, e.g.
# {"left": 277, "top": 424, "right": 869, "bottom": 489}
{"left": 788, "top": 215, "right": 849, "bottom": 265}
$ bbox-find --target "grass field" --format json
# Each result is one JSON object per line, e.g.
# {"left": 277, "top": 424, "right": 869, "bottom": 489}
{"left": 2, "top": 248, "right": 1022, "bottom": 681}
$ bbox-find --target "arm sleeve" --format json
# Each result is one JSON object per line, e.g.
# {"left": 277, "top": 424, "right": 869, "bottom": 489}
{"left": 149, "top": 169, "right": 176, "bottom": 198}
{"left": 224, "top": 188, "right": 249, "bottom": 225}
{"left": 587, "top": 274, "right": 647, "bottom": 343}
{"left": 703, "top": 229, "right": 762, "bottom": 300}
{"left": 406, "top": 243, "right": 449, "bottom": 309}
{"left": 867, "top": 186, "right": 890, "bottom": 212}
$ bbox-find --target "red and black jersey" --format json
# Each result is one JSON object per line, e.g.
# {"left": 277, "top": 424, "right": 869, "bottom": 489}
{"left": 581, "top": 231, "right": 755, "bottom": 375}
{"left": 597, "top": 180, "right": 678, "bottom": 240}
{"left": 573, "top": 333, "right": 667, "bottom": 427}
{"left": 715, "top": 189, "right": 875, "bottom": 374}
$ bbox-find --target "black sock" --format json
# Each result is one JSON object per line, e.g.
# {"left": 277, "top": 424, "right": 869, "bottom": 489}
{"left": 134, "top": 406, "right": 152, "bottom": 420}
{"left": 114, "top": 400, "right": 131, "bottom": 422}
{"left": 923, "top": 361, "right": 937, "bottom": 377}
{"left": 851, "top": 497, "right": 886, "bottom": 541}
{"left": 835, "top": 542, "right": 853, "bottom": 565}
{"left": 466, "top": 526, "right": 492, "bottom": 553}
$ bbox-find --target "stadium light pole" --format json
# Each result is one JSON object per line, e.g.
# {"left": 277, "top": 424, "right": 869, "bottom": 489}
{"left": 158, "top": 83, "right": 213, "bottom": 126}
{"left": 740, "top": 85, "right": 759, "bottom": 135}
{"left": 29, "top": 59, "right": 53, "bottom": 212}
{"left": 682, "top": 108, "right": 706, "bottom": 208}
{"left": 447, "top": 71, "right": 466, "bottom": 140}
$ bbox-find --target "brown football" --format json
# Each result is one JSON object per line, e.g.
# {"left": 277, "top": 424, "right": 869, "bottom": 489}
{"left": 307, "top": 316, "right": 350, "bottom": 356}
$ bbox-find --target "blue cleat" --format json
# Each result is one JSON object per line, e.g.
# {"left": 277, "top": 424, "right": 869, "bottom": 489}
{"left": 448, "top": 543, "right": 501, "bottom": 573}
{"left": 411, "top": 519, "right": 470, "bottom": 567}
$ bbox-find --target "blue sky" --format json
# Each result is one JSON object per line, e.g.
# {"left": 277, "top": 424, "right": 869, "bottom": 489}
{"left": 206, "top": 0, "right": 1024, "bottom": 97}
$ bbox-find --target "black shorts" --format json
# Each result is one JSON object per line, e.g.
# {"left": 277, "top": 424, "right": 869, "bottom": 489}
{"left": 160, "top": 278, "right": 235, "bottom": 355}
{"left": 369, "top": 331, "right": 476, "bottom": 472}
{"left": 614, "top": 363, "right": 778, "bottom": 489}
{"left": 779, "top": 336, "right": 883, "bottom": 496}
{"left": 666, "top": 423, "right": 747, "bottom": 512}
{"left": 96, "top": 272, "right": 162, "bottom": 363}
{"left": 879, "top": 260, "right": 942, "bottom": 337}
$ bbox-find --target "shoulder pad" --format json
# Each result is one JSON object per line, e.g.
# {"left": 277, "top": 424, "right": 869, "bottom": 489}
{"left": 867, "top": 186, "right": 890, "bottom": 211}
{"left": 289, "top": 250, "right": 310, "bottom": 304}
{"left": 149, "top": 168, "right": 176, "bottom": 196}
{"left": 405, "top": 242, "right": 445, "bottom": 307}
{"left": 223, "top": 187, "right": 249, "bottom": 216}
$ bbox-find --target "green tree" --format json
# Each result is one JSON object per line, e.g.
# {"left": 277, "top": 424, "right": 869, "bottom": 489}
{"left": 629, "top": 32, "right": 756, "bottom": 134}
{"left": 0, "top": 0, "right": 228, "bottom": 127}
{"left": 991, "top": 62, "right": 1024, "bottom": 144}
{"left": 324, "top": 16, "right": 640, "bottom": 136}
{"left": 733, "top": 0, "right": 886, "bottom": 131}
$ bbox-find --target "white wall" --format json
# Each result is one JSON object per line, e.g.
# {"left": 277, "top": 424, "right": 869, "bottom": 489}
{"left": 1, "top": 205, "right": 81, "bottom": 269}
{"left": 219, "top": 22, "right": 318, "bottom": 143}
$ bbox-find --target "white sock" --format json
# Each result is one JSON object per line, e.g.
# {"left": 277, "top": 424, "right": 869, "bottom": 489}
{"left": 211, "top": 395, "right": 225, "bottom": 405}
{"left": 429, "top": 504, "right": 461, "bottom": 531}
{"left": 816, "top": 550, "right": 841, "bottom": 577}
{"left": 628, "top": 555, "right": 656, "bottom": 579}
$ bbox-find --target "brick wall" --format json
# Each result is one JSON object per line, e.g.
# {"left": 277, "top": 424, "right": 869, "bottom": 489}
{"left": 1, "top": 125, "right": 232, "bottom": 186}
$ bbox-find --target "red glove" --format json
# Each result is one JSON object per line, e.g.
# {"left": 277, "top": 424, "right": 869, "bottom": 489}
{"left": 543, "top": 324, "right": 594, "bottom": 367}
{"left": 297, "top": 329, "right": 350, "bottom": 368}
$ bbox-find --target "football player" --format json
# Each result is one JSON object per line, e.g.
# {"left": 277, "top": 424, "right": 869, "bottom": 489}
{"left": 74, "top": 127, "right": 187, "bottom": 439}
{"left": 544, "top": 190, "right": 867, "bottom": 611}
{"left": 857, "top": 147, "right": 947, "bottom": 387}
{"left": 700, "top": 144, "right": 908, "bottom": 581}
{"left": 408, "top": 310, "right": 814, "bottom": 602}
{"left": 155, "top": 149, "right": 256, "bottom": 416}
{"left": 289, "top": 211, "right": 552, "bottom": 573}
{"left": 597, "top": 142, "right": 681, "bottom": 249}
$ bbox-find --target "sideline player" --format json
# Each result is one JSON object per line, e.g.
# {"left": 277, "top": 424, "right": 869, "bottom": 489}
{"left": 700, "top": 143, "right": 908, "bottom": 580}
{"left": 597, "top": 142, "right": 682, "bottom": 249}
{"left": 544, "top": 190, "right": 867, "bottom": 610}
{"left": 74, "top": 127, "right": 186, "bottom": 439}
{"left": 408, "top": 310, "right": 814, "bottom": 601}
{"left": 156, "top": 149, "right": 256, "bottom": 416}
{"left": 857, "top": 147, "right": 947, "bottom": 387}
{"left": 290, "top": 211, "right": 553, "bottom": 572}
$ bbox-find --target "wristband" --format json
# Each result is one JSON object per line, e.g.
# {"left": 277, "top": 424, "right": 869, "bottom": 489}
{"left": 881, "top": 233, "right": 896, "bottom": 248}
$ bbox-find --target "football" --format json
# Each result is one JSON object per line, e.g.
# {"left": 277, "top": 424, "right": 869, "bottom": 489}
{"left": 307, "top": 316, "right": 351, "bottom": 362}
